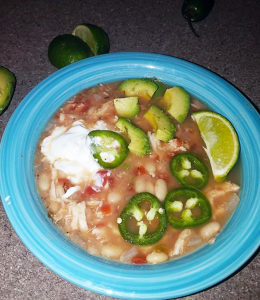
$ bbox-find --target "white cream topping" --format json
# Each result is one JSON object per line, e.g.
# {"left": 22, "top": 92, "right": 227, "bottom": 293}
{"left": 41, "top": 121, "right": 104, "bottom": 184}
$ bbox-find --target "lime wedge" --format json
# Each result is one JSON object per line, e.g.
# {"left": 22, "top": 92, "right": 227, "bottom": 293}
{"left": 72, "top": 24, "right": 110, "bottom": 55}
{"left": 192, "top": 111, "right": 239, "bottom": 182}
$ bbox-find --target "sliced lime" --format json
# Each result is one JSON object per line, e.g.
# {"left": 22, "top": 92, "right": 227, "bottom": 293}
{"left": 192, "top": 111, "right": 239, "bottom": 182}
{"left": 72, "top": 24, "right": 110, "bottom": 55}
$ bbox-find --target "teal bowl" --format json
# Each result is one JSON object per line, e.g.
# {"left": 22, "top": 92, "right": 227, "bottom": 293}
{"left": 0, "top": 53, "right": 259, "bottom": 299}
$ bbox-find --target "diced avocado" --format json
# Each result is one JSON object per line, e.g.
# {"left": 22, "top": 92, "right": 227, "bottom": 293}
{"left": 118, "top": 78, "right": 158, "bottom": 100}
{"left": 160, "top": 86, "right": 190, "bottom": 123}
{"left": 144, "top": 105, "right": 176, "bottom": 142}
{"left": 152, "top": 79, "right": 167, "bottom": 99}
{"left": 114, "top": 97, "right": 140, "bottom": 118}
{"left": 0, "top": 66, "right": 16, "bottom": 115}
{"left": 116, "top": 118, "right": 151, "bottom": 156}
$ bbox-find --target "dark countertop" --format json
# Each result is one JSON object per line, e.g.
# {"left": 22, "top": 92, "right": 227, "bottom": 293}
{"left": 0, "top": 0, "right": 259, "bottom": 299}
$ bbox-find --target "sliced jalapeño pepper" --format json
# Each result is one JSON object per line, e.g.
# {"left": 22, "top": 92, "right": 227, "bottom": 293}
{"left": 170, "top": 153, "right": 209, "bottom": 189}
{"left": 118, "top": 192, "right": 167, "bottom": 246}
{"left": 165, "top": 187, "right": 211, "bottom": 229}
{"left": 89, "top": 130, "right": 129, "bottom": 169}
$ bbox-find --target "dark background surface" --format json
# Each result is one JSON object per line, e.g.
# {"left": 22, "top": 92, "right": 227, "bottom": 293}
{"left": 0, "top": 0, "right": 259, "bottom": 299}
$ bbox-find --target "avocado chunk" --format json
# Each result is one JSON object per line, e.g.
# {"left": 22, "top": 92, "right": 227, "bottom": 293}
{"left": 0, "top": 66, "right": 16, "bottom": 115}
{"left": 116, "top": 118, "right": 151, "bottom": 156}
{"left": 144, "top": 105, "right": 176, "bottom": 142}
{"left": 114, "top": 97, "right": 140, "bottom": 118}
{"left": 152, "top": 79, "right": 167, "bottom": 99}
{"left": 118, "top": 78, "right": 158, "bottom": 100}
{"left": 160, "top": 86, "right": 190, "bottom": 123}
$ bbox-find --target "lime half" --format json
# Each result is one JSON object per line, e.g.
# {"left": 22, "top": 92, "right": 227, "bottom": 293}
{"left": 192, "top": 111, "right": 239, "bottom": 182}
{"left": 72, "top": 24, "right": 110, "bottom": 55}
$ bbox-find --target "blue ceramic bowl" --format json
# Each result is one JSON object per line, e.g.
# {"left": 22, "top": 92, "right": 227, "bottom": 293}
{"left": 1, "top": 53, "right": 259, "bottom": 299}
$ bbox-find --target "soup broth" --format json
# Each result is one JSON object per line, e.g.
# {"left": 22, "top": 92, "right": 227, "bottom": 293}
{"left": 34, "top": 79, "right": 240, "bottom": 264}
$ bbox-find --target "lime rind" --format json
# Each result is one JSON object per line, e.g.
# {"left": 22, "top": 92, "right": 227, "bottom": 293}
{"left": 192, "top": 111, "right": 239, "bottom": 182}
{"left": 72, "top": 24, "right": 110, "bottom": 55}
{"left": 72, "top": 25, "right": 96, "bottom": 53}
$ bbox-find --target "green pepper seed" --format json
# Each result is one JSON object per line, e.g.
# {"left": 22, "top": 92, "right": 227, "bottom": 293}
{"left": 170, "top": 201, "right": 183, "bottom": 212}
{"left": 182, "top": 158, "right": 192, "bottom": 170}
{"left": 181, "top": 209, "right": 193, "bottom": 221}
{"left": 185, "top": 197, "right": 198, "bottom": 209}
{"left": 89, "top": 130, "right": 129, "bottom": 169}
{"left": 146, "top": 207, "right": 157, "bottom": 221}
{"left": 165, "top": 187, "right": 212, "bottom": 229}
{"left": 138, "top": 221, "right": 148, "bottom": 237}
{"left": 170, "top": 153, "right": 209, "bottom": 189}
{"left": 191, "top": 169, "right": 203, "bottom": 178}
{"left": 118, "top": 192, "right": 167, "bottom": 245}
{"left": 131, "top": 206, "right": 144, "bottom": 221}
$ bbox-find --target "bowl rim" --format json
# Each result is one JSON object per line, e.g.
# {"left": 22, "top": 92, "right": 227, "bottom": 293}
{"left": 1, "top": 52, "right": 260, "bottom": 299}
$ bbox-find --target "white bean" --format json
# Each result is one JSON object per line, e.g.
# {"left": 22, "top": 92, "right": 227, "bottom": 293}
{"left": 38, "top": 173, "right": 50, "bottom": 192}
{"left": 200, "top": 222, "right": 220, "bottom": 241}
{"left": 107, "top": 191, "right": 121, "bottom": 203}
{"left": 101, "top": 244, "right": 123, "bottom": 259}
{"left": 135, "top": 177, "right": 146, "bottom": 193}
{"left": 155, "top": 179, "right": 168, "bottom": 201}
{"left": 145, "top": 162, "right": 156, "bottom": 177}
{"left": 146, "top": 251, "right": 168, "bottom": 264}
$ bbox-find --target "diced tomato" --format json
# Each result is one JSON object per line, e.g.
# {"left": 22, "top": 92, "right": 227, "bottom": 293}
{"left": 58, "top": 178, "right": 73, "bottom": 191}
{"left": 131, "top": 255, "right": 147, "bottom": 264}
{"left": 100, "top": 204, "right": 111, "bottom": 215}
{"left": 174, "top": 137, "right": 183, "bottom": 148}
{"left": 97, "top": 170, "right": 114, "bottom": 187}
{"left": 107, "top": 176, "right": 114, "bottom": 187}
{"left": 134, "top": 166, "right": 147, "bottom": 176}
{"left": 159, "top": 173, "right": 169, "bottom": 181}
{"left": 82, "top": 185, "right": 99, "bottom": 197}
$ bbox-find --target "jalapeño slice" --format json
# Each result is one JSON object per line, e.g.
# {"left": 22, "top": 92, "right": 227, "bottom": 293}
{"left": 118, "top": 193, "right": 167, "bottom": 246}
{"left": 165, "top": 187, "right": 211, "bottom": 229}
{"left": 89, "top": 130, "right": 129, "bottom": 169}
{"left": 170, "top": 153, "right": 209, "bottom": 189}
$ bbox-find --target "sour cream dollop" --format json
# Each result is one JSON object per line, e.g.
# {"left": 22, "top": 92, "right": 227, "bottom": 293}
{"left": 41, "top": 121, "right": 103, "bottom": 184}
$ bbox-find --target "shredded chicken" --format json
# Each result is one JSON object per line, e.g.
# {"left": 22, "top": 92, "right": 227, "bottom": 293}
{"left": 148, "top": 132, "right": 188, "bottom": 155}
{"left": 87, "top": 100, "right": 114, "bottom": 119}
{"left": 205, "top": 181, "right": 240, "bottom": 205}
{"left": 69, "top": 202, "right": 88, "bottom": 231}
{"left": 170, "top": 229, "right": 192, "bottom": 257}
